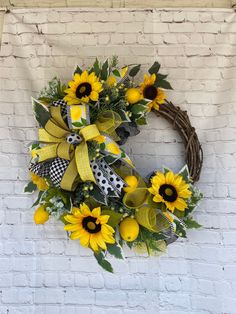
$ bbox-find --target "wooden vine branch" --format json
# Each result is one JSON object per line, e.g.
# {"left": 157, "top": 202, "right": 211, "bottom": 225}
{"left": 156, "top": 100, "right": 203, "bottom": 182}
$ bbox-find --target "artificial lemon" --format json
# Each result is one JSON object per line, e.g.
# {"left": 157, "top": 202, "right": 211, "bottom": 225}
{"left": 119, "top": 217, "right": 140, "bottom": 242}
{"left": 123, "top": 176, "right": 138, "bottom": 193}
{"left": 125, "top": 88, "right": 141, "bottom": 104}
{"left": 34, "top": 206, "right": 49, "bottom": 225}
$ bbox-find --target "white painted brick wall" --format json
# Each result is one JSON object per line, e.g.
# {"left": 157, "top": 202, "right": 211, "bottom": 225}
{"left": 0, "top": 7, "right": 236, "bottom": 314}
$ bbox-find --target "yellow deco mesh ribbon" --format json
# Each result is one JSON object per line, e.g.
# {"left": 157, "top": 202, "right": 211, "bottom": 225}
{"left": 35, "top": 106, "right": 101, "bottom": 191}
{"left": 123, "top": 183, "right": 173, "bottom": 233}
{"left": 96, "top": 111, "right": 122, "bottom": 141}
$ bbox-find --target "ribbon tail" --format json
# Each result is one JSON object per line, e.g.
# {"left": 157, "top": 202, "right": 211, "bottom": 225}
{"left": 75, "top": 142, "right": 96, "bottom": 183}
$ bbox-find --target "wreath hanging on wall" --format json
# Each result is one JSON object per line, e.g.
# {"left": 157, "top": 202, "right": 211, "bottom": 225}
{"left": 25, "top": 57, "right": 203, "bottom": 272}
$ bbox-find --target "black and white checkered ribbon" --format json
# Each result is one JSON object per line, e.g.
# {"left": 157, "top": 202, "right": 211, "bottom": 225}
{"left": 52, "top": 99, "right": 68, "bottom": 117}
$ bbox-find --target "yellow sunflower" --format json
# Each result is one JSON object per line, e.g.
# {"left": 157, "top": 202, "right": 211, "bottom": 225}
{"left": 140, "top": 73, "right": 166, "bottom": 111}
{"left": 64, "top": 71, "right": 103, "bottom": 105}
{"left": 64, "top": 203, "right": 115, "bottom": 252}
{"left": 148, "top": 171, "right": 192, "bottom": 212}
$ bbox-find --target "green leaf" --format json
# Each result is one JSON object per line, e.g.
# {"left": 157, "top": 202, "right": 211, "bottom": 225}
{"left": 101, "top": 59, "right": 109, "bottom": 80}
{"left": 112, "top": 69, "right": 120, "bottom": 77}
{"left": 24, "top": 181, "right": 37, "bottom": 193}
{"left": 72, "top": 122, "right": 83, "bottom": 127}
{"left": 121, "top": 152, "right": 126, "bottom": 158}
{"left": 103, "top": 155, "right": 119, "bottom": 165}
{"left": 129, "top": 64, "right": 141, "bottom": 77}
{"left": 94, "top": 252, "right": 113, "bottom": 273}
{"left": 174, "top": 220, "right": 187, "bottom": 238}
{"left": 74, "top": 65, "right": 82, "bottom": 75}
{"left": 155, "top": 79, "right": 173, "bottom": 90}
{"left": 91, "top": 58, "right": 100, "bottom": 76}
{"left": 102, "top": 210, "right": 123, "bottom": 227}
{"left": 32, "top": 190, "right": 44, "bottom": 207}
{"left": 178, "top": 165, "right": 190, "bottom": 182}
{"left": 107, "top": 242, "right": 123, "bottom": 259}
{"left": 81, "top": 118, "right": 88, "bottom": 125}
{"left": 148, "top": 61, "right": 160, "bottom": 74}
{"left": 136, "top": 117, "right": 147, "bottom": 125}
{"left": 89, "top": 185, "right": 107, "bottom": 205}
{"left": 156, "top": 73, "right": 168, "bottom": 80}
{"left": 184, "top": 217, "right": 202, "bottom": 229}
{"left": 32, "top": 98, "right": 51, "bottom": 127}
{"left": 117, "top": 110, "right": 131, "bottom": 122}
{"left": 100, "top": 142, "right": 106, "bottom": 151}
{"left": 130, "top": 104, "right": 147, "bottom": 115}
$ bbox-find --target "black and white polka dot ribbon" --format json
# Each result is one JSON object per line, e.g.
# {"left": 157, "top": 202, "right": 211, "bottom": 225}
{"left": 90, "top": 159, "right": 126, "bottom": 196}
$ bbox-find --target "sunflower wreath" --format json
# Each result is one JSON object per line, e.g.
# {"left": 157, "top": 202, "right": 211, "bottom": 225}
{"left": 25, "top": 57, "right": 203, "bottom": 272}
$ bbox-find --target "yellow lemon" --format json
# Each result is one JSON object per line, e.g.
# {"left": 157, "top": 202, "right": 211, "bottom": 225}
{"left": 119, "top": 217, "right": 140, "bottom": 242}
{"left": 123, "top": 176, "right": 138, "bottom": 193}
{"left": 126, "top": 88, "right": 141, "bottom": 104}
{"left": 34, "top": 206, "right": 49, "bottom": 225}
{"left": 106, "top": 75, "right": 116, "bottom": 87}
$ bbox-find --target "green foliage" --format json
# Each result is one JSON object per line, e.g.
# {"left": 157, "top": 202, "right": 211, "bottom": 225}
{"left": 183, "top": 216, "right": 202, "bottom": 229}
{"left": 185, "top": 187, "right": 203, "bottom": 216}
{"left": 130, "top": 104, "right": 147, "bottom": 115}
{"left": 32, "top": 190, "right": 44, "bottom": 207}
{"left": 174, "top": 220, "right": 187, "bottom": 238}
{"left": 155, "top": 79, "right": 173, "bottom": 90}
{"left": 39, "top": 77, "right": 66, "bottom": 103}
{"left": 101, "top": 59, "right": 109, "bottom": 80}
{"left": 129, "top": 64, "right": 141, "bottom": 77}
{"left": 132, "top": 226, "right": 168, "bottom": 255}
{"left": 136, "top": 117, "right": 147, "bottom": 125}
{"left": 110, "top": 55, "right": 118, "bottom": 69}
{"left": 148, "top": 61, "right": 160, "bottom": 74}
{"left": 89, "top": 185, "right": 107, "bottom": 205}
{"left": 107, "top": 242, "right": 123, "bottom": 259}
{"left": 24, "top": 181, "right": 37, "bottom": 193}
{"left": 32, "top": 98, "right": 51, "bottom": 127}
{"left": 102, "top": 210, "right": 123, "bottom": 227}
{"left": 94, "top": 252, "right": 113, "bottom": 273}
{"left": 74, "top": 65, "right": 83, "bottom": 75}
{"left": 178, "top": 165, "right": 191, "bottom": 182}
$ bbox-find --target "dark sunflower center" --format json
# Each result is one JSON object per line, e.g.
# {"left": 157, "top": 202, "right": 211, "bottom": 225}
{"left": 143, "top": 85, "right": 158, "bottom": 100}
{"left": 159, "top": 184, "right": 178, "bottom": 202}
{"left": 82, "top": 216, "right": 101, "bottom": 234}
{"left": 76, "top": 82, "right": 92, "bottom": 98}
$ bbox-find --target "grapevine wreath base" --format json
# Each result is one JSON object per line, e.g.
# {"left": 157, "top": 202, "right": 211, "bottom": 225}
{"left": 25, "top": 58, "right": 203, "bottom": 272}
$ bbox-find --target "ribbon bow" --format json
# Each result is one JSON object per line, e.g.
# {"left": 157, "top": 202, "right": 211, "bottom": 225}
{"left": 34, "top": 104, "right": 101, "bottom": 191}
